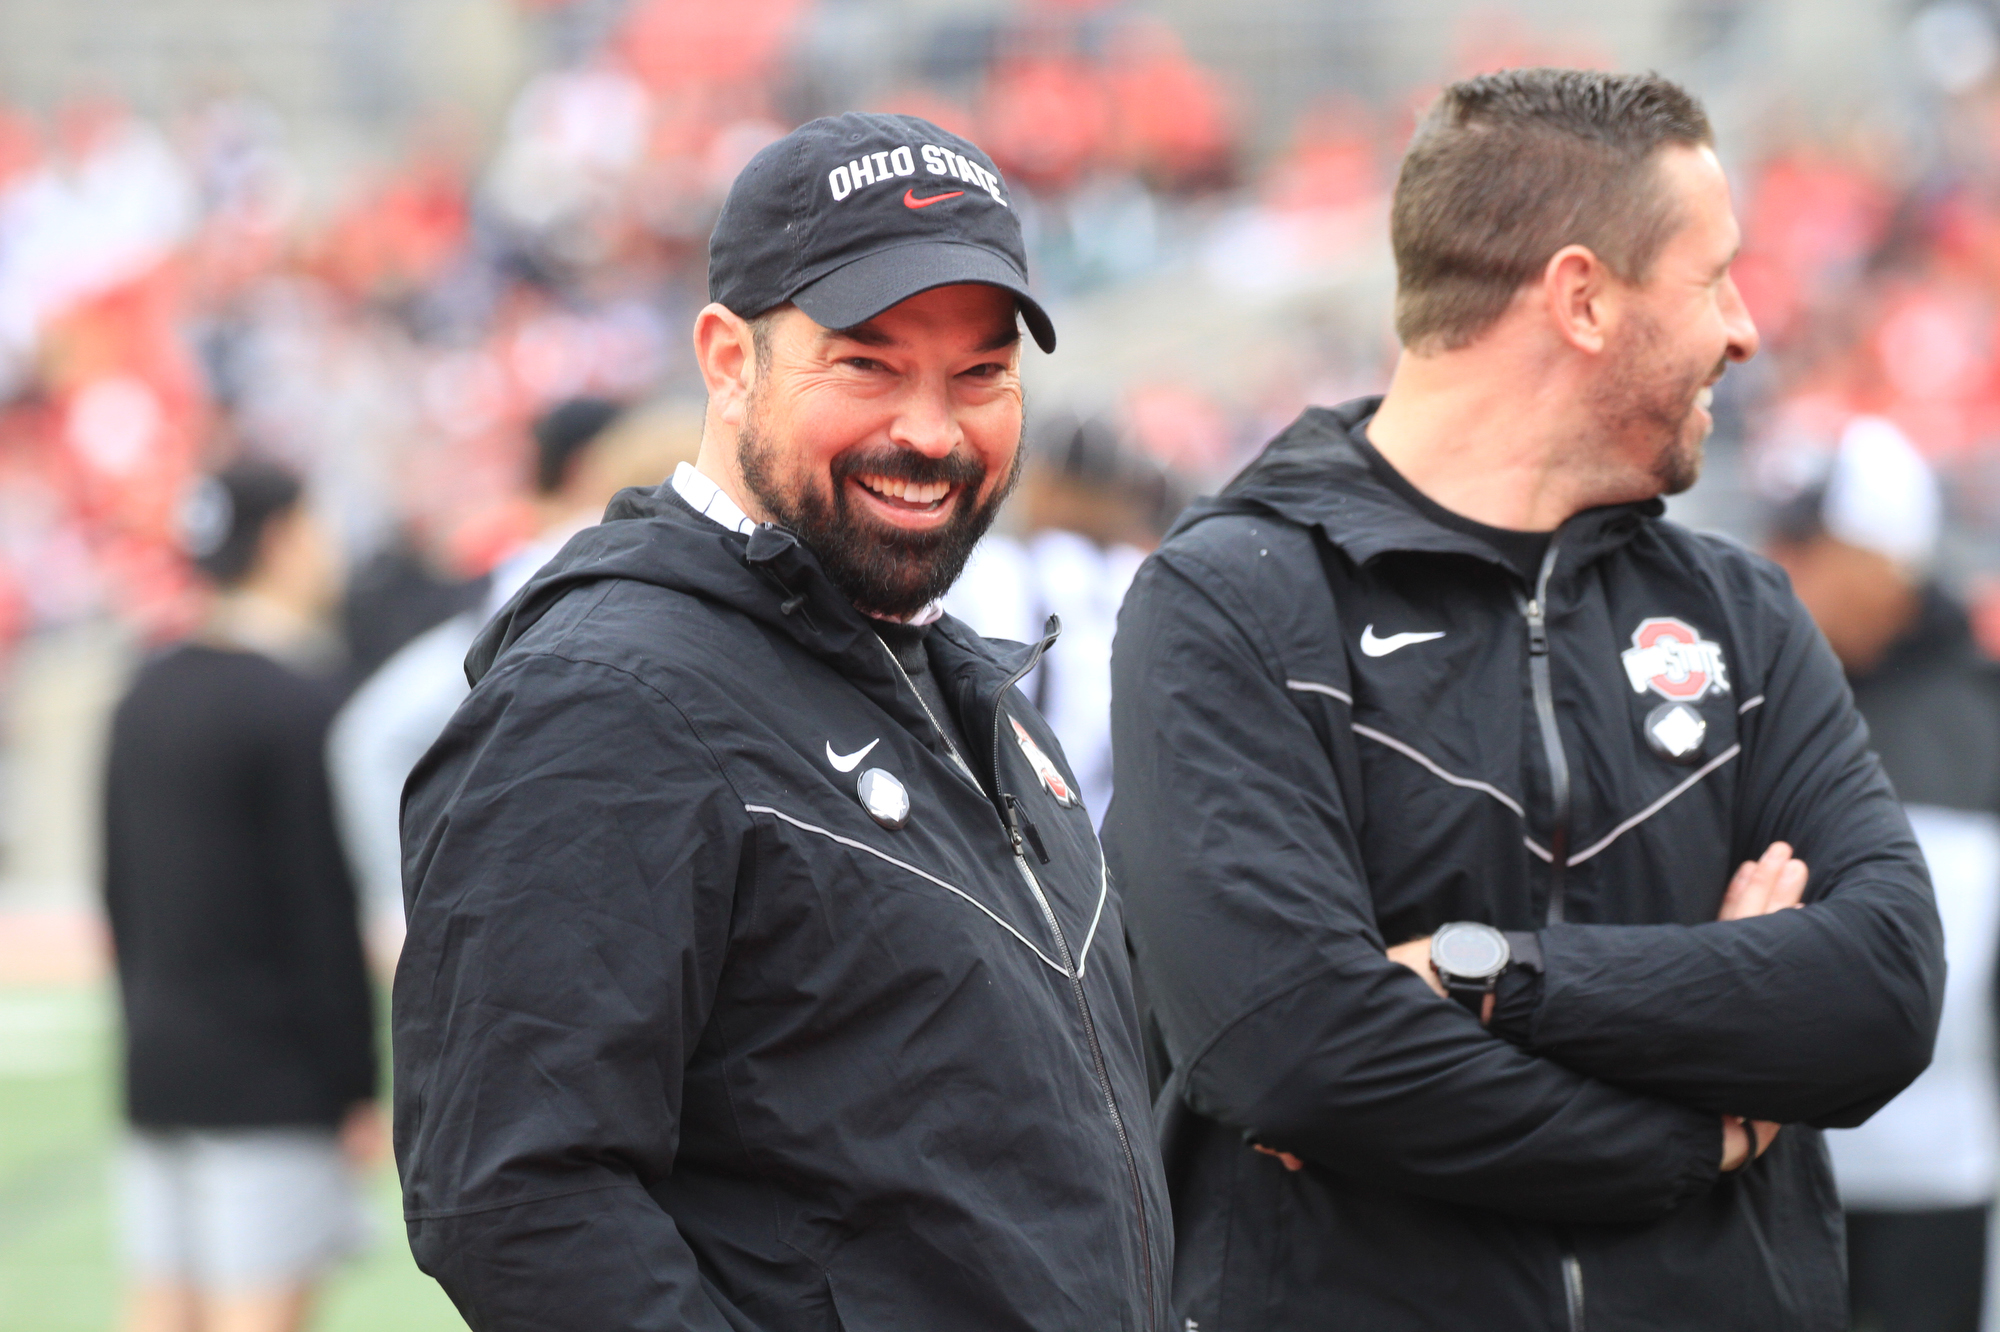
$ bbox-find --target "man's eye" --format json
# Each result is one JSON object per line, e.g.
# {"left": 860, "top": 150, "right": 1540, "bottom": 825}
{"left": 962, "top": 362, "right": 1005, "bottom": 379}
{"left": 844, "top": 357, "right": 887, "bottom": 372}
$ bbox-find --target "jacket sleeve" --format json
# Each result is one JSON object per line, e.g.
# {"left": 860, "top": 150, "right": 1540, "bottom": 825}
{"left": 393, "top": 651, "right": 744, "bottom": 1332}
{"left": 1495, "top": 575, "right": 1944, "bottom": 1128}
{"left": 1106, "top": 550, "right": 1721, "bottom": 1226}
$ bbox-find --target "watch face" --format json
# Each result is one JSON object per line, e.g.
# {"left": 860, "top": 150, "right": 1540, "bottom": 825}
{"left": 1433, "top": 923, "right": 1508, "bottom": 980}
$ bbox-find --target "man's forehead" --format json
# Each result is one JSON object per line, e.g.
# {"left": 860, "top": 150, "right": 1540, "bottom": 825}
{"left": 1660, "top": 142, "right": 1732, "bottom": 207}
{"left": 1656, "top": 144, "right": 1738, "bottom": 248}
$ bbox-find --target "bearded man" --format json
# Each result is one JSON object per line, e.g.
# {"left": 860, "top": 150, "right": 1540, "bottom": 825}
{"left": 393, "top": 113, "right": 1170, "bottom": 1331}
{"left": 1105, "top": 70, "right": 1942, "bottom": 1331}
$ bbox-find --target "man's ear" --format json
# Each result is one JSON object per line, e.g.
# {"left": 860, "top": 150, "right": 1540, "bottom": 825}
{"left": 693, "top": 303, "right": 757, "bottom": 429}
{"left": 1541, "top": 244, "right": 1615, "bottom": 355}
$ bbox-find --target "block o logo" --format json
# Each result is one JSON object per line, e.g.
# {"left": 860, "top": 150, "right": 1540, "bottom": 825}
{"left": 1620, "top": 617, "right": 1730, "bottom": 702}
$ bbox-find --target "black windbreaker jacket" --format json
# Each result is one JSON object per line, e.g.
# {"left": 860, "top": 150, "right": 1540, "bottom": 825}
{"left": 393, "top": 483, "right": 1171, "bottom": 1331}
{"left": 1104, "top": 399, "right": 1944, "bottom": 1332}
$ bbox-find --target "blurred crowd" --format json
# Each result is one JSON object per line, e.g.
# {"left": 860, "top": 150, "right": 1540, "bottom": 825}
{"left": 16, "top": 0, "right": 2000, "bottom": 1328}
{"left": 0, "top": 0, "right": 1238, "bottom": 668}
{"left": 8, "top": 2, "right": 2000, "bottom": 670}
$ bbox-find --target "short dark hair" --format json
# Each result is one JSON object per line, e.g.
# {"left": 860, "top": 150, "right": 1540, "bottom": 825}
{"left": 181, "top": 460, "right": 303, "bottom": 587}
{"left": 1391, "top": 68, "right": 1713, "bottom": 352}
{"left": 532, "top": 397, "right": 627, "bottom": 495}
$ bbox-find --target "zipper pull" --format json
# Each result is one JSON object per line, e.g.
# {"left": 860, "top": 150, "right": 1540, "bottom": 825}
{"left": 1525, "top": 600, "right": 1550, "bottom": 656}
{"left": 1001, "top": 793, "right": 1050, "bottom": 863}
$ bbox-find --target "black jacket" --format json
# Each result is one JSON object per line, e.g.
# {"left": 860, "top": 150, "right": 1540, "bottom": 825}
{"left": 104, "top": 643, "right": 376, "bottom": 1129}
{"left": 393, "top": 483, "right": 1171, "bottom": 1332}
{"left": 1104, "top": 399, "right": 1944, "bottom": 1332}
{"left": 1850, "top": 587, "right": 2000, "bottom": 816}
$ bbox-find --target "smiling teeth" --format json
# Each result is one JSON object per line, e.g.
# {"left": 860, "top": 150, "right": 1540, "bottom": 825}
{"left": 859, "top": 476, "right": 950, "bottom": 505}
{"left": 1698, "top": 387, "right": 1714, "bottom": 410}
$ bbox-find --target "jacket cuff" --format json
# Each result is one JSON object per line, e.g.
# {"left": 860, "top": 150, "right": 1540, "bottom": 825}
{"left": 1487, "top": 954, "right": 1543, "bottom": 1045}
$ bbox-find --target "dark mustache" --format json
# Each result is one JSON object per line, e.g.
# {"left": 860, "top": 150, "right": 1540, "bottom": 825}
{"left": 831, "top": 448, "right": 986, "bottom": 488}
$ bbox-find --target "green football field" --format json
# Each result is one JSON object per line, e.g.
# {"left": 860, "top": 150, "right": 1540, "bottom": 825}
{"left": 0, "top": 984, "right": 466, "bottom": 1332}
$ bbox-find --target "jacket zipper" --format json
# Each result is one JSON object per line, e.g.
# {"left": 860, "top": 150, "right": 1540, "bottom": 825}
{"left": 876, "top": 625, "right": 1158, "bottom": 1327}
{"left": 873, "top": 636, "right": 983, "bottom": 790}
{"left": 1517, "top": 542, "right": 1586, "bottom": 1332}
{"left": 1519, "top": 539, "right": 1572, "bottom": 926}
{"left": 990, "top": 632, "right": 1158, "bottom": 1332}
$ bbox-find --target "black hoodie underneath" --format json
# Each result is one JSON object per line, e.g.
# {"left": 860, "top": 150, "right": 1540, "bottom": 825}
{"left": 393, "top": 483, "right": 1170, "bottom": 1331}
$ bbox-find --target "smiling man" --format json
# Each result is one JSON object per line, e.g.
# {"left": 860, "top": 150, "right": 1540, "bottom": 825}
{"left": 1107, "top": 70, "right": 1942, "bottom": 1330}
{"left": 392, "top": 113, "right": 1170, "bottom": 1331}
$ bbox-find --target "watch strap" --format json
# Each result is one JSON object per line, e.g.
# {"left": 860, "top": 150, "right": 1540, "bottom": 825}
{"left": 1443, "top": 979, "right": 1490, "bottom": 1016}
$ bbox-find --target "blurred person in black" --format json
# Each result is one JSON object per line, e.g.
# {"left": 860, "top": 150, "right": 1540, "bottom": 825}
{"left": 338, "top": 531, "right": 483, "bottom": 684}
{"left": 103, "top": 461, "right": 379, "bottom": 1332}
{"left": 1764, "top": 417, "right": 2000, "bottom": 1332}
{"left": 328, "top": 397, "right": 642, "bottom": 956}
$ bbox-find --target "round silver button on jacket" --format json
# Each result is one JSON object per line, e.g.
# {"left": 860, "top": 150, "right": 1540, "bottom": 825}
{"left": 857, "top": 767, "right": 911, "bottom": 830}
{"left": 1643, "top": 701, "right": 1707, "bottom": 765}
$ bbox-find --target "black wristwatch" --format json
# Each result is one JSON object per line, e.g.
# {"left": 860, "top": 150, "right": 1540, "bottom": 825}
{"left": 1430, "top": 922, "right": 1513, "bottom": 1016}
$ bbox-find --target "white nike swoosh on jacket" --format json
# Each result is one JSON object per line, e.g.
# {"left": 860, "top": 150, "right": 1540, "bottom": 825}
{"left": 1359, "top": 625, "right": 1446, "bottom": 657}
{"left": 826, "top": 738, "right": 881, "bottom": 772}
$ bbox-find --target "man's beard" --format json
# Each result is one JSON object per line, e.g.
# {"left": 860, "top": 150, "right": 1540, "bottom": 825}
{"left": 1593, "top": 312, "right": 1726, "bottom": 497}
{"left": 737, "top": 410, "right": 1022, "bottom": 620}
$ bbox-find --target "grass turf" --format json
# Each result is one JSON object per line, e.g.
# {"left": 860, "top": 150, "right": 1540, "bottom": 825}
{"left": 0, "top": 984, "right": 465, "bottom": 1332}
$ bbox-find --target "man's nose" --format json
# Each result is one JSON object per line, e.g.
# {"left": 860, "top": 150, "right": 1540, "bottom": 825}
{"left": 1721, "top": 274, "right": 1760, "bottom": 363}
{"left": 886, "top": 382, "right": 961, "bottom": 458}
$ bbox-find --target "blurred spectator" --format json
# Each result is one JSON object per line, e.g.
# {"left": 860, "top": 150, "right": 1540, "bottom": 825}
{"left": 102, "top": 460, "right": 379, "bottom": 1332}
{"left": 1763, "top": 417, "right": 2000, "bottom": 1332}
{"left": 945, "top": 413, "right": 1166, "bottom": 825}
{"left": 339, "top": 534, "right": 483, "bottom": 683}
{"left": 1101, "top": 18, "right": 1235, "bottom": 192}
{"left": 328, "top": 396, "right": 700, "bottom": 950}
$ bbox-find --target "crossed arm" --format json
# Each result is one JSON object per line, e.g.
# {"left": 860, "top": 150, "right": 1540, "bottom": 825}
{"left": 1108, "top": 550, "right": 1941, "bottom": 1224}
{"left": 1374, "top": 841, "right": 1807, "bottom": 1174}
{"left": 1408, "top": 591, "right": 1942, "bottom": 1134}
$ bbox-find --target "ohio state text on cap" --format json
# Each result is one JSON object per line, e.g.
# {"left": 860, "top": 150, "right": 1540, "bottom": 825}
{"left": 707, "top": 111, "right": 1057, "bottom": 353}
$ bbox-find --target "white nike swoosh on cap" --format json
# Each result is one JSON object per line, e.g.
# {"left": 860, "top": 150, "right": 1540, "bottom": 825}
{"left": 1360, "top": 625, "right": 1447, "bottom": 657}
{"left": 826, "top": 738, "right": 881, "bottom": 772}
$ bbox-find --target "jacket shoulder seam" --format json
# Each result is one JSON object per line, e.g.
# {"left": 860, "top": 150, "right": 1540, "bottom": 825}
{"left": 1153, "top": 539, "right": 1308, "bottom": 679}
{"left": 481, "top": 646, "right": 754, "bottom": 816}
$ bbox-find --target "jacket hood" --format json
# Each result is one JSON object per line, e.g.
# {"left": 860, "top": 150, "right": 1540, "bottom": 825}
{"left": 1186, "top": 396, "right": 1664, "bottom": 578}
{"left": 464, "top": 479, "right": 1034, "bottom": 688}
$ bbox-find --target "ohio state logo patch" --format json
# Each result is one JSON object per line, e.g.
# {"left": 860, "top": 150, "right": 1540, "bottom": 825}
{"left": 1621, "top": 617, "right": 1730, "bottom": 702}
{"left": 1010, "top": 716, "right": 1076, "bottom": 806}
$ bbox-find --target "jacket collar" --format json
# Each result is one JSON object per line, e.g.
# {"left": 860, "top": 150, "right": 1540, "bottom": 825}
{"left": 464, "top": 479, "right": 1031, "bottom": 735}
{"left": 1187, "top": 396, "right": 1663, "bottom": 582}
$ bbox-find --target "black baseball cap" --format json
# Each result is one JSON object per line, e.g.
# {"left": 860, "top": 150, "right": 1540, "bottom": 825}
{"left": 708, "top": 112, "right": 1056, "bottom": 353}
{"left": 179, "top": 460, "right": 303, "bottom": 587}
